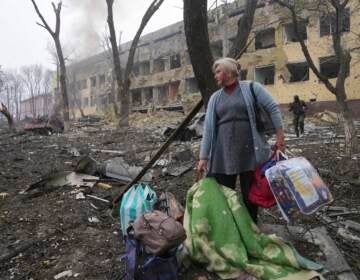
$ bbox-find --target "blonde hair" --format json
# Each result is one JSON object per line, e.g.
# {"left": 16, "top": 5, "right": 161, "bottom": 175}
{"left": 212, "top": 57, "right": 240, "bottom": 78}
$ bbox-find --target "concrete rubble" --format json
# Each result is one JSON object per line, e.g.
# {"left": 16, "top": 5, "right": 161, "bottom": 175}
{"left": 1, "top": 112, "right": 360, "bottom": 279}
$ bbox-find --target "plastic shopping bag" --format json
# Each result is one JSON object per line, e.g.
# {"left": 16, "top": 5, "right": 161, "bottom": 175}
{"left": 265, "top": 157, "right": 333, "bottom": 222}
{"left": 120, "top": 183, "right": 157, "bottom": 236}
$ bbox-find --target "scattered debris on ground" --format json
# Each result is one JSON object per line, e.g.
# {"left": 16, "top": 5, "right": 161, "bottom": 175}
{"left": 1, "top": 112, "right": 359, "bottom": 279}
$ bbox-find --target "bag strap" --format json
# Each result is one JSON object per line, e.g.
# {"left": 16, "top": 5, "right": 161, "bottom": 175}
{"left": 249, "top": 82, "right": 258, "bottom": 106}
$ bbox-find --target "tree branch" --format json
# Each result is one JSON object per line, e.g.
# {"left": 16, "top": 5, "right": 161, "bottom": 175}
{"left": 52, "top": 2, "right": 62, "bottom": 37}
{"left": 124, "top": 0, "right": 165, "bottom": 90}
{"left": 274, "top": 0, "right": 336, "bottom": 94}
{"left": 30, "top": 0, "right": 55, "bottom": 37}
{"left": 228, "top": 0, "right": 258, "bottom": 58}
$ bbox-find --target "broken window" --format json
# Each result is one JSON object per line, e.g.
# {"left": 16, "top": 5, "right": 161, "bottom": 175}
{"left": 210, "top": 40, "right": 223, "bottom": 58}
{"left": 255, "top": 28, "right": 275, "bottom": 50}
{"left": 99, "top": 95, "right": 108, "bottom": 106}
{"left": 157, "top": 85, "right": 168, "bottom": 106}
{"left": 255, "top": 64, "right": 275, "bottom": 85}
{"left": 169, "top": 81, "right": 181, "bottom": 102}
{"left": 186, "top": 78, "right": 199, "bottom": 94}
{"left": 319, "top": 56, "right": 349, "bottom": 79}
{"left": 131, "top": 89, "right": 142, "bottom": 107}
{"left": 90, "top": 96, "right": 96, "bottom": 107}
{"left": 283, "top": 21, "right": 307, "bottom": 43}
{"left": 143, "top": 88, "right": 153, "bottom": 105}
{"left": 286, "top": 62, "right": 309, "bottom": 82}
{"left": 320, "top": 9, "right": 350, "bottom": 37}
{"left": 139, "top": 61, "right": 150, "bottom": 75}
{"left": 77, "top": 79, "right": 87, "bottom": 90}
{"left": 153, "top": 57, "right": 165, "bottom": 73}
{"left": 170, "top": 54, "right": 181, "bottom": 69}
{"left": 132, "top": 64, "right": 140, "bottom": 76}
{"left": 90, "top": 76, "right": 96, "bottom": 87}
{"left": 99, "top": 74, "right": 105, "bottom": 86}
{"left": 240, "top": 69, "right": 248, "bottom": 80}
{"left": 184, "top": 51, "right": 191, "bottom": 65}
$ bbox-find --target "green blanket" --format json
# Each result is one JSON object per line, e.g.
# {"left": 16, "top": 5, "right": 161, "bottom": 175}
{"left": 183, "top": 178, "right": 325, "bottom": 280}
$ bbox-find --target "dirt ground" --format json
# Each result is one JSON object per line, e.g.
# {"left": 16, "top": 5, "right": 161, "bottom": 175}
{"left": 0, "top": 112, "right": 360, "bottom": 280}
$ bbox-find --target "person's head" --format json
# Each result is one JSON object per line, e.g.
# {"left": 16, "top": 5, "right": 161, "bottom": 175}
{"left": 212, "top": 57, "right": 240, "bottom": 87}
{"left": 294, "top": 95, "right": 300, "bottom": 102}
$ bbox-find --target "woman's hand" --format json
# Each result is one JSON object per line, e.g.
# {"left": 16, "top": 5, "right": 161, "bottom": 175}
{"left": 197, "top": 159, "right": 208, "bottom": 180}
{"left": 275, "top": 128, "right": 286, "bottom": 152}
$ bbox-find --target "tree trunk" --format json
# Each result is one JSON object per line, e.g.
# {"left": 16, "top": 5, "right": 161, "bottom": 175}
{"left": 54, "top": 40, "right": 70, "bottom": 131}
{"left": 183, "top": 0, "right": 218, "bottom": 107}
{"left": 106, "top": 0, "right": 121, "bottom": 118}
{"left": 336, "top": 85, "right": 358, "bottom": 154}
{"left": 118, "top": 0, "right": 165, "bottom": 128}
{"left": 228, "top": 0, "right": 258, "bottom": 58}
{"left": 0, "top": 102, "right": 15, "bottom": 131}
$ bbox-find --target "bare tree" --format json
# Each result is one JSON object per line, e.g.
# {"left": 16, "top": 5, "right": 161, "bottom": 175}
{"left": 21, "top": 65, "right": 38, "bottom": 117}
{"left": 274, "top": 0, "right": 358, "bottom": 154}
{"left": 105, "top": 0, "right": 122, "bottom": 118}
{"left": 42, "top": 69, "right": 53, "bottom": 116}
{"left": 228, "top": 0, "right": 259, "bottom": 59}
{"left": 105, "top": 0, "right": 165, "bottom": 128}
{"left": 6, "top": 71, "right": 24, "bottom": 121}
{"left": 184, "top": 0, "right": 258, "bottom": 106}
{"left": 30, "top": 0, "right": 70, "bottom": 131}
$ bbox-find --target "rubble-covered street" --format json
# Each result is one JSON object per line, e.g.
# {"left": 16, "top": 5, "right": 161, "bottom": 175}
{"left": 0, "top": 111, "right": 360, "bottom": 280}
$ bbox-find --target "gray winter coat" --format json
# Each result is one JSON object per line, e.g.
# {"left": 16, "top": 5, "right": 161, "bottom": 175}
{"left": 199, "top": 80, "right": 283, "bottom": 166}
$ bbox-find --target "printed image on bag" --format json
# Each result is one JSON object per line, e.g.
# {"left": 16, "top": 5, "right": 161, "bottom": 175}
{"left": 265, "top": 157, "right": 333, "bottom": 221}
{"left": 120, "top": 183, "right": 157, "bottom": 236}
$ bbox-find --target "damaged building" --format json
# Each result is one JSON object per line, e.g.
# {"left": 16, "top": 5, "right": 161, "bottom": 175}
{"left": 65, "top": 0, "right": 360, "bottom": 118}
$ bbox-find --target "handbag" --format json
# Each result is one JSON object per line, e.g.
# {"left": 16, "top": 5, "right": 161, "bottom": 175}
{"left": 250, "top": 82, "right": 276, "bottom": 136}
{"left": 133, "top": 210, "right": 186, "bottom": 256}
{"left": 121, "top": 232, "right": 178, "bottom": 280}
{"left": 248, "top": 150, "right": 287, "bottom": 208}
{"left": 154, "top": 192, "right": 185, "bottom": 221}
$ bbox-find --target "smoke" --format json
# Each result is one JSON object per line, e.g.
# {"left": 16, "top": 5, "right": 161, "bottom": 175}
{"left": 64, "top": 0, "right": 107, "bottom": 59}
{"left": 63, "top": 0, "right": 152, "bottom": 60}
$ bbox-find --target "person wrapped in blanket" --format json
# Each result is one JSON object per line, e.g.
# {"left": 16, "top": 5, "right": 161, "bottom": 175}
{"left": 197, "top": 57, "right": 286, "bottom": 223}
{"left": 188, "top": 58, "right": 325, "bottom": 280}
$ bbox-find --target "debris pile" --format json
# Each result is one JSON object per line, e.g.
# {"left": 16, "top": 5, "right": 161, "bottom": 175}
{"left": 0, "top": 114, "right": 360, "bottom": 279}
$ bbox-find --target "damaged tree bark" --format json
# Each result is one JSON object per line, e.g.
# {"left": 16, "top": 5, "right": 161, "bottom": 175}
{"left": 30, "top": 0, "right": 70, "bottom": 131}
{"left": 0, "top": 102, "right": 15, "bottom": 131}
{"left": 183, "top": 0, "right": 218, "bottom": 107}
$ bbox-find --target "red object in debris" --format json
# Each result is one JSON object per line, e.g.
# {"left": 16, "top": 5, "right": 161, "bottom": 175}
{"left": 248, "top": 166, "right": 276, "bottom": 208}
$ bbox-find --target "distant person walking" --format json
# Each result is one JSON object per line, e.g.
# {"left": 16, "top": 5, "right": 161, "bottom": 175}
{"left": 289, "top": 95, "right": 307, "bottom": 137}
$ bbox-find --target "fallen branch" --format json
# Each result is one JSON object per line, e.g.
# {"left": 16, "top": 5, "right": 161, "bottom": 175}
{"left": 113, "top": 99, "right": 204, "bottom": 204}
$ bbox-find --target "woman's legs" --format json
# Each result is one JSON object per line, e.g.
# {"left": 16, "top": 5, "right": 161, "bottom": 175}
{"left": 240, "top": 171, "right": 258, "bottom": 223}
{"left": 212, "top": 172, "right": 258, "bottom": 223}
{"left": 212, "top": 173, "right": 237, "bottom": 189}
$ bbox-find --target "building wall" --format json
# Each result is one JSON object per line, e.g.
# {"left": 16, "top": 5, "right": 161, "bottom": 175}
{"left": 65, "top": 0, "right": 360, "bottom": 119}
{"left": 20, "top": 94, "right": 53, "bottom": 119}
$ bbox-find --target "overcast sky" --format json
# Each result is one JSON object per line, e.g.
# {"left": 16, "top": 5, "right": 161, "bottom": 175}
{"left": 0, "top": 0, "right": 192, "bottom": 71}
